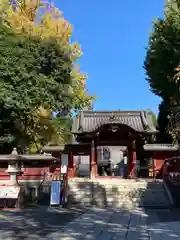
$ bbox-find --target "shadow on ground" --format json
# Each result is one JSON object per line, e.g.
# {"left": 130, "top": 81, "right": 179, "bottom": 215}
{"left": 0, "top": 206, "right": 87, "bottom": 239}
{"left": 67, "top": 178, "right": 171, "bottom": 209}
{"left": 0, "top": 179, "right": 180, "bottom": 239}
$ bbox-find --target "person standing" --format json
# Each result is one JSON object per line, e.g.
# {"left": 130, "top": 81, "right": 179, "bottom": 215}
{"left": 119, "top": 150, "right": 126, "bottom": 177}
{"left": 119, "top": 158, "right": 124, "bottom": 177}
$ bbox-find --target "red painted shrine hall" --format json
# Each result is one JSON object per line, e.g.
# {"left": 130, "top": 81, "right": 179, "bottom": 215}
{"left": 43, "top": 110, "right": 180, "bottom": 179}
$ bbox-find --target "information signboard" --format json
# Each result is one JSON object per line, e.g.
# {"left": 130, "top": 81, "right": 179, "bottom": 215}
{"left": 50, "top": 180, "right": 62, "bottom": 206}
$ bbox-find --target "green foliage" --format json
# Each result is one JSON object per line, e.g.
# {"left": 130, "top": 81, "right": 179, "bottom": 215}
{"left": 144, "top": 19, "right": 180, "bottom": 100}
{"left": 0, "top": 0, "right": 96, "bottom": 113}
{"left": 146, "top": 109, "right": 157, "bottom": 127}
{"left": 0, "top": 21, "right": 73, "bottom": 152}
{"left": 156, "top": 100, "right": 172, "bottom": 143}
{"left": 144, "top": 0, "right": 180, "bottom": 143}
{"left": 50, "top": 117, "right": 72, "bottom": 145}
{"left": 0, "top": 0, "right": 97, "bottom": 153}
{"left": 144, "top": 1, "right": 180, "bottom": 101}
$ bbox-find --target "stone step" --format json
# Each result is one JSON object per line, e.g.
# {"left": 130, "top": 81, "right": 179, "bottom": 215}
{"left": 67, "top": 178, "right": 170, "bottom": 208}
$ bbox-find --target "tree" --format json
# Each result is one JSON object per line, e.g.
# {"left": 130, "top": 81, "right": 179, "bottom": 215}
{"left": 144, "top": 0, "right": 180, "bottom": 143}
{"left": 144, "top": 0, "right": 180, "bottom": 102}
{"left": 156, "top": 100, "right": 172, "bottom": 143}
{"left": 0, "top": 0, "right": 96, "bottom": 151}
{"left": 146, "top": 109, "right": 157, "bottom": 127}
{"left": 0, "top": 0, "right": 96, "bottom": 111}
{"left": 0, "top": 21, "right": 73, "bottom": 152}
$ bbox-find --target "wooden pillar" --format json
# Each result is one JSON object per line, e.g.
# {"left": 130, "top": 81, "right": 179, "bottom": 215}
{"left": 128, "top": 143, "right": 132, "bottom": 177}
{"left": 67, "top": 152, "right": 74, "bottom": 178}
{"left": 51, "top": 151, "right": 62, "bottom": 174}
{"left": 152, "top": 155, "right": 155, "bottom": 179}
{"left": 128, "top": 141, "right": 137, "bottom": 178}
{"left": 90, "top": 141, "right": 97, "bottom": 179}
{"left": 95, "top": 145, "right": 98, "bottom": 175}
{"left": 132, "top": 149, "right": 137, "bottom": 178}
{"left": 95, "top": 144, "right": 98, "bottom": 176}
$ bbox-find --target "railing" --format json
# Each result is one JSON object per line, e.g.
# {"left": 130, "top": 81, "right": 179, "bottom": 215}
{"left": 162, "top": 157, "right": 180, "bottom": 206}
{"left": 163, "top": 156, "right": 180, "bottom": 180}
{"left": 168, "top": 172, "right": 180, "bottom": 184}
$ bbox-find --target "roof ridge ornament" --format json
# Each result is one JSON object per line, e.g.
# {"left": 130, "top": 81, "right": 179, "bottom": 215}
{"left": 11, "top": 147, "right": 18, "bottom": 155}
{"left": 109, "top": 115, "right": 115, "bottom": 120}
{"left": 109, "top": 113, "right": 117, "bottom": 121}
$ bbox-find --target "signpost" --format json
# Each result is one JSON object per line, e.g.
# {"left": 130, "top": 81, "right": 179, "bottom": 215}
{"left": 50, "top": 164, "right": 68, "bottom": 207}
{"left": 50, "top": 180, "right": 61, "bottom": 206}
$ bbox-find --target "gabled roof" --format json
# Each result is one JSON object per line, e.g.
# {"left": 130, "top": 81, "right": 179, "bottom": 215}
{"left": 72, "top": 110, "right": 157, "bottom": 134}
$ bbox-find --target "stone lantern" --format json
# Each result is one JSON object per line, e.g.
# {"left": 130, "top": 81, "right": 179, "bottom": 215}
{"left": 6, "top": 148, "right": 21, "bottom": 186}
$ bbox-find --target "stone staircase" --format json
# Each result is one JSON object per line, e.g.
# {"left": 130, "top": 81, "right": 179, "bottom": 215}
{"left": 67, "top": 178, "right": 171, "bottom": 209}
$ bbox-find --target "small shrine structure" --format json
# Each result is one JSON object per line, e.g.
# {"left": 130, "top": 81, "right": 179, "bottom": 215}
{"left": 0, "top": 148, "right": 59, "bottom": 208}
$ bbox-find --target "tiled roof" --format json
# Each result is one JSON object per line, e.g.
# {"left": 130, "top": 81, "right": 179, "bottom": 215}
{"left": 20, "top": 154, "right": 59, "bottom": 161}
{"left": 72, "top": 110, "right": 157, "bottom": 134}
{"left": 0, "top": 154, "right": 59, "bottom": 161}
{"left": 143, "top": 144, "right": 179, "bottom": 151}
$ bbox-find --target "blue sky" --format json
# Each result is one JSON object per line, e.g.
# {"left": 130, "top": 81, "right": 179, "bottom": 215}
{"left": 55, "top": 0, "right": 165, "bottom": 115}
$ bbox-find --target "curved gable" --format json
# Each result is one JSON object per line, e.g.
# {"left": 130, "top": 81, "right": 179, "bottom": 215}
{"left": 72, "top": 110, "right": 157, "bottom": 134}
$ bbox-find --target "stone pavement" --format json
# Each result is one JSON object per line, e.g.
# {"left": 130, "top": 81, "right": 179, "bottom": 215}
{"left": 0, "top": 206, "right": 86, "bottom": 239}
{"left": 47, "top": 207, "right": 180, "bottom": 240}
{"left": 1, "top": 207, "right": 180, "bottom": 239}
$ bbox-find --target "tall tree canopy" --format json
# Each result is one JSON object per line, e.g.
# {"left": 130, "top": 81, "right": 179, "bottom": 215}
{"left": 144, "top": 0, "right": 180, "bottom": 143}
{"left": 0, "top": 0, "right": 96, "bottom": 152}
{"left": 0, "top": 0, "right": 95, "bottom": 111}
{"left": 0, "top": 21, "right": 73, "bottom": 152}
{"left": 144, "top": 0, "right": 180, "bottom": 101}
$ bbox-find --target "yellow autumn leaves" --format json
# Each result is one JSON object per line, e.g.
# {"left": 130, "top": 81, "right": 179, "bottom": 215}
{"left": 0, "top": 0, "right": 95, "bottom": 110}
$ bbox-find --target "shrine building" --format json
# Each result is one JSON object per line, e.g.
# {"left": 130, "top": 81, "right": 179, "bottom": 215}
{"left": 43, "top": 110, "right": 179, "bottom": 179}
{"left": 0, "top": 109, "right": 179, "bottom": 208}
